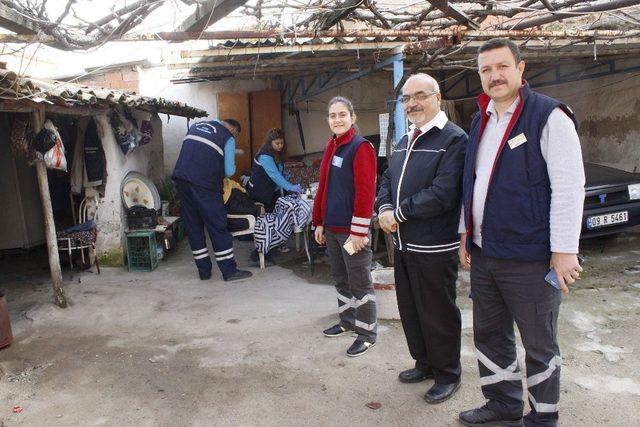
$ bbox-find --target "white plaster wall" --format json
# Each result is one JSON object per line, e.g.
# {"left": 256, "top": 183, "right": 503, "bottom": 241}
{"left": 449, "top": 65, "right": 640, "bottom": 172}
{"left": 535, "top": 72, "right": 640, "bottom": 172}
{"left": 93, "top": 113, "right": 164, "bottom": 254}
{"left": 138, "top": 66, "right": 273, "bottom": 178}
{"left": 283, "top": 72, "right": 394, "bottom": 156}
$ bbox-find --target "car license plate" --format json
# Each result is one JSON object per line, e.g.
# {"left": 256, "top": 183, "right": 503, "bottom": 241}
{"left": 586, "top": 211, "right": 628, "bottom": 229}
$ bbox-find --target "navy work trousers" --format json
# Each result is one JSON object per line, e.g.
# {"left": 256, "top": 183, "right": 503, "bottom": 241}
{"left": 174, "top": 179, "right": 237, "bottom": 280}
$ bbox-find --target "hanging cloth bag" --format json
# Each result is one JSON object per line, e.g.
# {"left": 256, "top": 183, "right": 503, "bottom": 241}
{"left": 43, "top": 119, "right": 68, "bottom": 172}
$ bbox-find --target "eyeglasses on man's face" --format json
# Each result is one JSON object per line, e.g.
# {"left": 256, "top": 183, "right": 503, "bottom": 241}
{"left": 400, "top": 90, "right": 438, "bottom": 104}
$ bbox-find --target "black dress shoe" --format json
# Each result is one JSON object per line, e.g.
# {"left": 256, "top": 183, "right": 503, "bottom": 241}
{"left": 346, "top": 339, "right": 375, "bottom": 357}
{"left": 224, "top": 269, "right": 253, "bottom": 282}
{"left": 398, "top": 368, "right": 434, "bottom": 383}
{"left": 322, "top": 324, "right": 354, "bottom": 337}
{"left": 423, "top": 380, "right": 461, "bottom": 404}
{"left": 459, "top": 405, "right": 523, "bottom": 426}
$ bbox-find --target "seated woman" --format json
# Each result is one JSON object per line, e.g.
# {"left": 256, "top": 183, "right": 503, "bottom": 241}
{"left": 223, "top": 178, "right": 264, "bottom": 232}
{"left": 247, "top": 128, "right": 303, "bottom": 212}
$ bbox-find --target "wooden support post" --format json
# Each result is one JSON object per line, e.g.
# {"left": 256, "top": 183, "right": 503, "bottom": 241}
{"left": 32, "top": 106, "right": 67, "bottom": 308}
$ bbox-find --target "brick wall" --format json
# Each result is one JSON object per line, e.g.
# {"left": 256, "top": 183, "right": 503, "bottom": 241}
{"left": 77, "top": 65, "right": 139, "bottom": 92}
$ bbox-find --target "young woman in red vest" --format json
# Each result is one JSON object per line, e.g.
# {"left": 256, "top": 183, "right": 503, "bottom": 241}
{"left": 313, "top": 96, "right": 378, "bottom": 357}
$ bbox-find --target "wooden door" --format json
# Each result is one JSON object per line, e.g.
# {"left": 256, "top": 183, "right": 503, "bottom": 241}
{"left": 217, "top": 92, "right": 250, "bottom": 178}
{"left": 249, "top": 90, "right": 282, "bottom": 158}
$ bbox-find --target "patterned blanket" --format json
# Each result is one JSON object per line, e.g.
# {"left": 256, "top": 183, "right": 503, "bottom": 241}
{"left": 254, "top": 195, "right": 311, "bottom": 254}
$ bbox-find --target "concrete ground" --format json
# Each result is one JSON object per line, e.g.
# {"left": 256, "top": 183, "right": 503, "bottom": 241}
{"left": 1, "top": 228, "right": 640, "bottom": 426}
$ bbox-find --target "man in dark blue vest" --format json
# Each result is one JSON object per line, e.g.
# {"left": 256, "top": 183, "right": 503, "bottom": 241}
{"left": 377, "top": 73, "right": 467, "bottom": 404}
{"left": 172, "top": 118, "right": 252, "bottom": 282}
{"left": 458, "top": 39, "right": 585, "bottom": 427}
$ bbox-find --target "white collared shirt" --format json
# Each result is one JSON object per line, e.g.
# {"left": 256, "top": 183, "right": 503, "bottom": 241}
{"left": 471, "top": 98, "right": 520, "bottom": 246}
{"left": 406, "top": 110, "right": 448, "bottom": 146}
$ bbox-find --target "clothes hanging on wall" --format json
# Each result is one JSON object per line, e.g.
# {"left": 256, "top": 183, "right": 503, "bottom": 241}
{"left": 70, "top": 117, "right": 106, "bottom": 194}
{"left": 84, "top": 118, "right": 105, "bottom": 186}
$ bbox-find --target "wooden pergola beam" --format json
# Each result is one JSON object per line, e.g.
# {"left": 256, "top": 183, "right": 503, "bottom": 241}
{"left": 180, "top": 41, "right": 406, "bottom": 58}
{"left": 177, "top": 0, "right": 249, "bottom": 33}
{"left": 168, "top": 55, "right": 363, "bottom": 70}
{"left": 175, "top": 63, "right": 379, "bottom": 78}
{"left": 90, "top": 0, "right": 149, "bottom": 29}
{"left": 313, "top": 0, "right": 365, "bottom": 30}
{"left": 0, "top": 100, "right": 34, "bottom": 112}
{"left": 175, "top": 70, "right": 330, "bottom": 79}
{"left": 513, "top": 0, "right": 640, "bottom": 30}
{"left": 1, "top": 28, "right": 638, "bottom": 44}
{"left": 0, "top": 3, "right": 37, "bottom": 34}
{"left": 539, "top": 0, "right": 556, "bottom": 11}
{"left": 426, "top": 0, "right": 481, "bottom": 29}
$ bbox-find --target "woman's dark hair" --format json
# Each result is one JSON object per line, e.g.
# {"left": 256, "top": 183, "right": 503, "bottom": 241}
{"left": 327, "top": 96, "right": 355, "bottom": 117}
{"left": 327, "top": 96, "right": 359, "bottom": 134}
{"left": 260, "top": 128, "right": 286, "bottom": 162}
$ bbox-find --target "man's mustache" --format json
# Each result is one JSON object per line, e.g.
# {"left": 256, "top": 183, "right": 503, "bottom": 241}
{"left": 406, "top": 107, "right": 424, "bottom": 114}
{"left": 490, "top": 79, "right": 507, "bottom": 88}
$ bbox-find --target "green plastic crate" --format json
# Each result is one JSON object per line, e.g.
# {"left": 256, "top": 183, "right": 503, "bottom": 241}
{"left": 126, "top": 230, "right": 158, "bottom": 272}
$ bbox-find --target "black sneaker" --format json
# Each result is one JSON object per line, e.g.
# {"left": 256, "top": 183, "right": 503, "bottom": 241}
{"left": 224, "top": 269, "right": 253, "bottom": 282}
{"left": 346, "top": 339, "right": 375, "bottom": 357}
{"left": 459, "top": 404, "right": 523, "bottom": 426}
{"left": 322, "top": 324, "right": 354, "bottom": 337}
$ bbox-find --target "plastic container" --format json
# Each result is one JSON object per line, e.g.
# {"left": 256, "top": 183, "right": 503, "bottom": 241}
{"left": 126, "top": 205, "right": 157, "bottom": 230}
{"left": 126, "top": 230, "right": 159, "bottom": 271}
{"left": 0, "top": 292, "right": 13, "bottom": 350}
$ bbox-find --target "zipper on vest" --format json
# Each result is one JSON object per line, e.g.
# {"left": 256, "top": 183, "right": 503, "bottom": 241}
{"left": 475, "top": 93, "right": 525, "bottom": 243}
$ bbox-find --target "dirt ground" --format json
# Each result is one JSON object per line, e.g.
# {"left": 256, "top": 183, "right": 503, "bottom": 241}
{"left": 1, "top": 228, "right": 640, "bottom": 426}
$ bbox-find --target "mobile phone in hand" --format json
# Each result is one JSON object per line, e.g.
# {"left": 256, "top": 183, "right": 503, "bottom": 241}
{"left": 545, "top": 254, "right": 585, "bottom": 289}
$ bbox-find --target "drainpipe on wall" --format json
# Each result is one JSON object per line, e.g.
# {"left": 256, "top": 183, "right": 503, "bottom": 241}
{"left": 393, "top": 46, "right": 406, "bottom": 145}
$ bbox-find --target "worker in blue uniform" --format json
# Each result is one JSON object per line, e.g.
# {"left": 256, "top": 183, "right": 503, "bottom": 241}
{"left": 172, "top": 118, "right": 253, "bottom": 282}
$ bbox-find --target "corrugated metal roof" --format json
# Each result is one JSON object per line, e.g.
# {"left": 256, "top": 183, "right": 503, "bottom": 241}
{"left": 0, "top": 69, "right": 207, "bottom": 118}
{"left": 210, "top": 36, "right": 405, "bottom": 48}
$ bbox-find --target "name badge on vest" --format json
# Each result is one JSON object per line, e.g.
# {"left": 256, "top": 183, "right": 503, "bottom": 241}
{"left": 507, "top": 133, "right": 527, "bottom": 149}
{"left": 331, "top": 156, "right": 344, "bottom": 168}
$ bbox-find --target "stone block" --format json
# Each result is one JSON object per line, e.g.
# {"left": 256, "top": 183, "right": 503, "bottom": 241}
{"left": 372, "top": 267, "right": 399, "bottom": 320}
